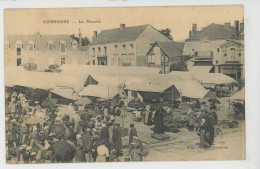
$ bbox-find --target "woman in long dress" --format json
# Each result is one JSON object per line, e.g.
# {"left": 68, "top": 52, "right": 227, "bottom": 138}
{"left": 96, "top": 140, "right": 109, "bottom": 162}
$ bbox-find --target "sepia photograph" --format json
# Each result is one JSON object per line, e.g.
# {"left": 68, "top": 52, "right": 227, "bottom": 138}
{"left": 4, "top": 6, "right": 246, "bottom": 164}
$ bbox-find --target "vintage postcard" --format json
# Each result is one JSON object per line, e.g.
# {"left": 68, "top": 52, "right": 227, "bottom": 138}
{"left": 4, "top": 6, "right": 245, "bottom": 164}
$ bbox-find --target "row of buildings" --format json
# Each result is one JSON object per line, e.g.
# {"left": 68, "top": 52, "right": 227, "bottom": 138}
{"left": 4, "top": 20, "right": 244, "bottom": 81}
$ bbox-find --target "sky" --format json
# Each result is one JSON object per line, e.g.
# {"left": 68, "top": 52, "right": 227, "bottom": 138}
{"left": 4, "top": 5, "right": 244, "bottom": 42}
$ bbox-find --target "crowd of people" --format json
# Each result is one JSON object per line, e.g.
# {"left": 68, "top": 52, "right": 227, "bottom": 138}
{"left": 186, "top": 102, "right": 219, "bottom": 148}
{"left": 5, "top": 88, "right": 222, "bottom": 164}
{"left": 5, "top": 91, "right": 146, "bottom": 164}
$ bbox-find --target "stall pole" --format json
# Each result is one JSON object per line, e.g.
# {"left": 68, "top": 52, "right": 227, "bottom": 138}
{"left": 171, "top": 86, "right": 174, "bottom": 108}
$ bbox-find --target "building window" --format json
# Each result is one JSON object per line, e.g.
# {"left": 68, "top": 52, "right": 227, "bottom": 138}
{"left": 92, "top": 48, "right": 95, "bottom": 56}
{"left": 29, "top": 44, "right": 34, "bottom": 51}
{"left": 17, "top": 58, "right": 22, "bottom": 66}
{"left": 17, "top": 47, "right": 21, "bottom": 56}
{"left": 49, "top": 44, "right": 53, "bottom": 50}
{"left": 48, "top": 40, "right": 54, "bottom": 50}
{"left": 122, "top": 45, "right": 126, "bottom": 54}
{"left": 238, "top": 53, "right": 241, "bottom": 57}
{"left": 104, "top": 46, "right": 107, "bottom": 54}
{"left": 161, "top": 56, "right": 169, "bottom": 66}
{"left": 92, "top": 60, "right": 95, "bottom": 65}
{"left": 130, "top": 44, "right": 133, "bottom": 49}
{"left": 16, "top": 40, "right": 22, "bottom": 56}
{"left": 217, "top": 48, "right": 219, "bottom": 52}
{"left": 72, "top": 40, "right": 78, "bottom": 50}
{"left": 216, "top": 60, "right": 219, "bottom": 64}
{"left": 230, "top": 48, "right": 235, "bottom": 58}
{"left": 60, "top": 41, "right": 66, "bottom": 53}
{"left": 28, "top": 40, "right": 34, "bottom": 51}
{"left": 98, "top": 47, "right": 101, "bottom": 53}
{"left": 114, "top": 45, "right": 117, "bottom": 49}
{"left": 61, "top": 58, "right": 66, "bottom": 65}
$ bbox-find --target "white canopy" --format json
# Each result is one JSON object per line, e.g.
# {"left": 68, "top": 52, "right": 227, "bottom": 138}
{"left": 79, "top": 84, "right": 119, "bottom": 99}
{"left": 5, "top": 68, "right": 91, "bottom": 93}
{"left": 124, "top": 83, "right": 173, "bottom": 93}
{"left": 173, "top": 80, "right": 210, "bottom": 99}
{"left": 51, "top": 86, "right": 79, "bottom": 100}
{"left": 193, "top": 73, "right": 237, "bottom": 84}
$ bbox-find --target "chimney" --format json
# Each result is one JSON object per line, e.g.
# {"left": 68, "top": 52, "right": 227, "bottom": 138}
{"left": 78, "top": 28, "right": 82, "bottom": 46}
{"left": 234, "top": 20, "right": 239, "bottom": 39}
{"left": 192, "top": 24, "right": 197, "bottom": 35}
{"left": 92, "top": 31, "right": 98, "bottom": 41}
{"left": 225, "top": 22, "right": 231, "bottom": 29}
{"left": 240, "top": 22, "right": 244, "bottom": 33}
{"left": 120, "top": 24, "right": 125, "bottom": 30}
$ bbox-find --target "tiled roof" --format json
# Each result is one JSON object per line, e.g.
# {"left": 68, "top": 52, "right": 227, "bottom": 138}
{"left": 92, "top": 25, "right": 149, "bottom": 44}
{"left": 185, "top": 24, "right": 236, "bottom": 42}
{"left": 148, "top": 41, "right": 184, "bottom": 61}
{"left": 6, "top": 34, "right": 78, "bottom": 51}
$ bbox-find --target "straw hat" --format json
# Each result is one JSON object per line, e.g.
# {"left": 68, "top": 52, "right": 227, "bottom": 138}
{"left": 76, "top": 134, "right": 81, "bottom": 139}
{"left": 19, "top": 144, "right": 27, "bottom": 150}
{"left": 31, "top": 152, "right": 37, "bottom": 156}
{"left": 133, "top": 136, "right": 138, "bottom": 140}
{"left": 96, "top": 115, "right": 102, "bottom": 119}
{"left": 26, "top": 146, "right": 32, "bottom": 151}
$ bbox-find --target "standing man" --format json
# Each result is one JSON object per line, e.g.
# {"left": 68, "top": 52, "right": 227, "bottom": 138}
{"left": 129, "top": 123, "right": 138, "bottom": 146}
{"left": 108, "top": 121, "right": 114, "bottom": 149}
{"left": 82, "top": 128, "right": 93, "bottom": 162}
{"left": 112, "top": 122, "right": 122, "bottom": 156}
{"left": 209, "top": 111, "right": 218, "bottom": 145}
{"left": 100, "top": 123, "right": 109, "bottom": 147}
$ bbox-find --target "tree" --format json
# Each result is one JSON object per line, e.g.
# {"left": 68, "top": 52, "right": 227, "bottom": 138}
{"left": 170, "top": 61, "right": 188, "bottom": 72}
{"left": 159, "top": 28, "right": 173, "bottom": 41}
{"left": 70, "top": 34, "right": 90, "bottom": 46}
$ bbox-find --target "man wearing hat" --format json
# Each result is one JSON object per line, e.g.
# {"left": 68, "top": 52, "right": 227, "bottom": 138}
{"left": 128, "top": 136, "right": 143, "bottom": 161}
{"left": 30, "top": 151, "right": 37, "bottom": 163}
{"left": 129, "top": 123, "right": 138, "bottom": 146}
{"left": 108, "top": 122, "right": 114, "bottom": 149}
{"left": 100, "top": 123, "right": 109, "bottom": 147}
{"left": 112, "top": 122, "right": 122, "bottom": 156}
{"left": 82, "top": 128, "right": 93, "bottom": 162}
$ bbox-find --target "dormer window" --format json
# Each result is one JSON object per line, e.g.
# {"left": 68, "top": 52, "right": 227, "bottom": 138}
{"left": 28, "top": 40, "right": 34, "bottom": 51}
{"left": 60, "top": 40, "right": 66, "bottom": 53}
{"left": 104, "top": 46, "right": 107, "bottom": 54}
{"left": 122, "top": 44, "right": 126, "bottom": 54}
{"left": 15, "top": 40, "right": 22, "bottom": 56}
{"left": 72, "top": 40, "right": 78, "bottom": 50}
{"left": 48, "top": 40, "right": 54, "bottom": 50}
{"left": 92, "top": 48, "right": 95, "bottom": 56}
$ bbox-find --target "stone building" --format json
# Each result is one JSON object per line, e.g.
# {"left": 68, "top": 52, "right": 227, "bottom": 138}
{"left": 4, "top": 30, "right": 88, "bottom": 71}
{"left": 88, "top": 24, "right": 171, "bottom": 66}
{"left": 183, "top": 20, "right": 244, "bottom": 81}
